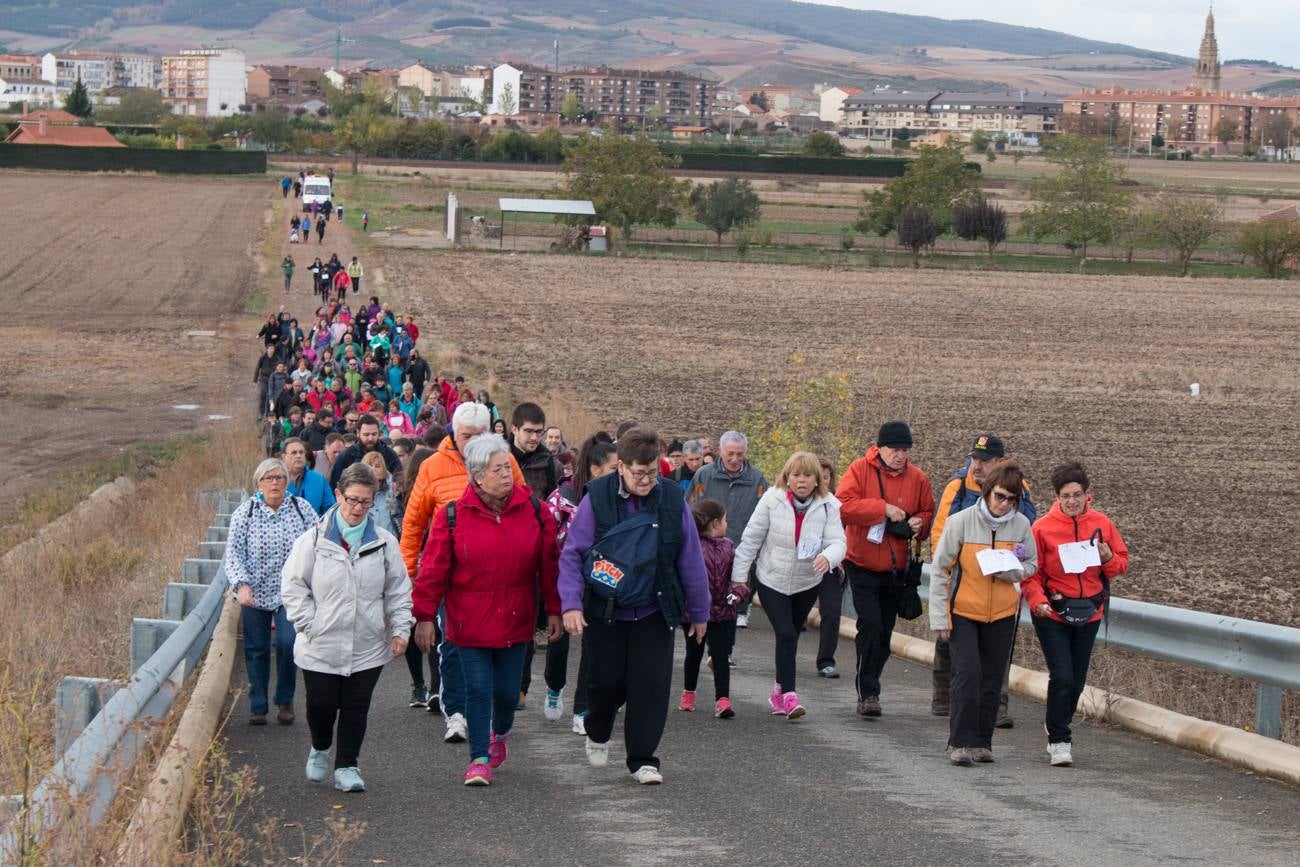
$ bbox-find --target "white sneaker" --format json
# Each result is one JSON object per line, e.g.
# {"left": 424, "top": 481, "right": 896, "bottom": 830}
{"left": 631, "top": 765, "right": 663, "bottom": 785}
{"left": 444, "top": 712, "right": 468, "bottom": 744}
{"left": 585, "top": 737, "right": 609, "bottom": 767}
{"left": 544, "top": 689, "right": 564, "bottom": 721}
{"left": 1048, "top": 742, "right": 1073, "bottom": 767}
{"left": 736, "top": 613, "right": 749, "bottom": 628}
{"left": 333, "top": 766, "right": 365, "bottom": 792}
{"left": 572, "top": 713, "right": 587, "bottom": 736}
{"left": 305, "top": 747, "right": 330, "bottom": 783}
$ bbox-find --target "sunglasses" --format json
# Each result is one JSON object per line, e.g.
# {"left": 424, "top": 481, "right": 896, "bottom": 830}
{"left": 990, "top": 490, "right": 1020, "bottom": 505}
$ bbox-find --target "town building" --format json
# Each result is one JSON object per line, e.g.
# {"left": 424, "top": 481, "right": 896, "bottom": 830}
{"left": 247, "top": 65, "right": 325, "bottom": 104}
{"left": 39, "top": 51, "right": 160, "bottom": 98}
{"left": 323, "top": 67, "right": 400, "bottom": 94}
{"left": 842, "top": 91, "right": 1060, "bottom": 141}
{"left": 398, "top": 63, "right": 491, "bottom": 105}
{"left": 161, "top": 48, "right": 246, "bottom": 117}
{"left": 1194, "top": 9, "right": 1222, "bottom": 94}
{"left": 738, "top": 85, "right": 818, "bottom": 113}
{"left": 819, "top": 85, "right": 863, "bottom": 125}
{"left": 4, "top": 112, "right": 124, "bottom": 146}
{"left": 0, "top": 54, "right": 41, "bottom": 82}
{"left": 489, "top": 63, "right": 712, "bottom": 124}
{"left": 0, "top": 75, "right": 57, "bottom": 107}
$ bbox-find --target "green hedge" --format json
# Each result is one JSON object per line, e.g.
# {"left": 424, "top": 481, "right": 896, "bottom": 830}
{"left": 672, "top": 152, "right": 981, "bottom": 177}
{"left": 0, "top": 144, "right": 266, "bottom": 174}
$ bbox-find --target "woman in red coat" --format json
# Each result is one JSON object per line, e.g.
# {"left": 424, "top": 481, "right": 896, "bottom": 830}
{"left": 413, "top": 433, "right": 562, "bottom": 787}
{"left": 1023, "top": 462, "right": 1129, "bottom": 769}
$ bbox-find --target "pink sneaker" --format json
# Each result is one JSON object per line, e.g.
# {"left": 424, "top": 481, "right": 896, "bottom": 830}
{"left": 463, "top": 761, "right": 493, "bottom": 786}
{"left": 769, "top": 682, "right": 784, "bottom": 715}
{"left": 488, "top": 731, "right": 509, "bottom": 769}
{"left": 714, "top": 697, "right": 735, "bottom": 719}
{"left": 782, "top": 692, "right": 806, "bottom": 720}
{"left": 678, "top": 690, "right": 696, "bottom": 712}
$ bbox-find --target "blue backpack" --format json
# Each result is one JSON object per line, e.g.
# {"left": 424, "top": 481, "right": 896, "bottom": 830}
{"left": 582, "top": 508, "right": 660, "bottom": 624}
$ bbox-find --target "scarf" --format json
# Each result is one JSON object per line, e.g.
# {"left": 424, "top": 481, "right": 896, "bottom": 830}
{"left": 474, "top": 484, "right": 510, "bottom": 516}
{"left": 789, "top": 492, "right": 815, "bottom": 515}
{"left": 334, "top": 509, "right": 367, "bottom": 550}
{"left": 977, "top": 498, "right": 1016, "bottom": 531}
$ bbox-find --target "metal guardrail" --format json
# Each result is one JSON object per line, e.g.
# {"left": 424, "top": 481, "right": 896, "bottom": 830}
{"left": 1, "top": 489, "right": 245, "bottom": 858}
{"left": 843, "top": 566, "right": 1299, "bottom": 739}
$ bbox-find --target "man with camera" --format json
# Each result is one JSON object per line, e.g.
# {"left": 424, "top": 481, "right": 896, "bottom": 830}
{"left": 835, "top": 422, "right": 935, "bottom": 718}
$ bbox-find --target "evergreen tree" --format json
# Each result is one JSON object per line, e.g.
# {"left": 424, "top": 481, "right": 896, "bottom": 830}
{"left": 64, "top": 76, "right": 93, "bottom": 119}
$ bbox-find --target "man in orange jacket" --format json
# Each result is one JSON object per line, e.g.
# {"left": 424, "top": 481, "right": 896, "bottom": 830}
{"left": 835, "top": 421, "right": 935, "bottom": 717}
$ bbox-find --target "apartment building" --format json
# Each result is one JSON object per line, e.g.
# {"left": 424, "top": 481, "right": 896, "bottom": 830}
{"left": 843, "top": 91, "right": 1060, "bottom": 140}
{"left": 738, "top": 84, "right": 819, "bottom": 113}
{"left": 161, "top": 48, "right": 246, "bottom": 117}
{"left": 247, "top": 65, "right": 324, "bottom": 104}
{"left": 490, "top": 63, "right": 712, "bottom": 124}
{"left": 398, "top": 63, "right": 491, "bottom": 104}
{"left": 1062, "top": 87, "right": 1300, "bottom": 152}
{"left": 819, "top": 85, "right": 863, "bottom": 125}
{"left": 39, "top": 51, "right": 160, "bottom": 97}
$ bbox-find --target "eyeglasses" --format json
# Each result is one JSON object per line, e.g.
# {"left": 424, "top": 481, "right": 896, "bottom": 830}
{"left": 519, "top": 426, "right": 546, "bottom": 437}
{"left": 623, "top": 466, "right": 658, "bottom": 482}
{"left": 260, "top": 474, "right": 287, "bottom": 484}
{"left": 1058, "top": 492, "right": 1087, "bottom": 501}
{"left": 990, "top": 490, "right": 1020, "bottom": 505}
{"left": 342, "top": 495, "right": 374, "bottom": 508}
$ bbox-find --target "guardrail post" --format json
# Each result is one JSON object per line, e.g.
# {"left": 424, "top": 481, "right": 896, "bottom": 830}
{"left": 1255, "top": 684, "right": 1282, "bottom": 739}
{"left": 182, "top": 558, "right": 222, "bottom": 584}
{"left": 205, "top": 526, "right": 229, "bottom": 543}
{"left": 197, "top": 541, "right": 226, "bottom": 560}
{"left": 54, "top": 677, "right": 125, "bottom": 754}
{"left": 163, "top": 583, "right": 210, "bottom": 620}
{"left": 212, "top": 512, "right": 233, "bottom": 529}
{"left": 131, "top": 619, "right": 181, "bottom": 674}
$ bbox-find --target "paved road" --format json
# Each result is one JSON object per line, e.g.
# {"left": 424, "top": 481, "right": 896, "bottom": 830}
{"left": 222, "top": 612, "right": 1298, "bottom": 865}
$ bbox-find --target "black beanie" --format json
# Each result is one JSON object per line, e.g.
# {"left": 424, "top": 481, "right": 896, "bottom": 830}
{"left": 877, "top": 421, "right": 913, "bottom": 449}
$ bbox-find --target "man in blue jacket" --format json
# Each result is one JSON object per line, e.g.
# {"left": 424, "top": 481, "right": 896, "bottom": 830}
{"left": 281, "top": 437, "right": 335, "bottom": 514}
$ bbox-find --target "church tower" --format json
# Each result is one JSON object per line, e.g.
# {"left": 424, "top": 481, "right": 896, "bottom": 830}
{"left": 1194, "top": 8, "right": 1221, "bottom": 94}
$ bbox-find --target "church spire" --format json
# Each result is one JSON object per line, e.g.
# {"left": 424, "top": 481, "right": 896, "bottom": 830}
{"left": 1194, "top": 7, "right": 1221, "bottom": 94}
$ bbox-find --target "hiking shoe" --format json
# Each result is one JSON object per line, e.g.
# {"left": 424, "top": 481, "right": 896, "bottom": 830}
{"left": 426, "top": 693, "right": 442, "bottom": 714}
{"left": 782, "top": 692, "right": 806, "bottom": 720}
{"left": 488, "top": 731, "right": 509, "bottom": 769}
{"left": 818, "top": 665, "right": 840, "bottom": 679}
{"left": 971, "top": 747, "right": 995, "bottom": 763}
{"left": 544, "top": 689, "right": 564, "bottom": 721}
{"left": 949, "top": 748, "right": 974, "bottom": 766}
{"left": 571, "top": 712, "right": 587, "bottom": 736}
{"left": 996, "top": 709, "right": 1014, "bottom": 729}
{"left": 585, "top": 738, "right": 609, "bottom": 768}
{"left": 249, "top": 713, "right": 267, "bottom": 726}
{"left": 444, "top": 713, "right": 468, "bottom": 744}
{"left": 729, "top": 656, "right": 738, "bottom": 668}
{"left": 1049, "top": 742, "right": 1073, "bottom": 767}
{"left": 463, "top": 761, "right": 493, "bottom": 786}
{"left": 333, "top": 767, "right": 365, "bottom": 792}
{"left": 678, "top": 690, "right": 696, "bottom": 712}
{"left": 769, "top": 683, "right": 784, "bottom": 715}
{"left": 736, "top": 613, "right": 749, "bottom": 628}
{"left": 304, "top": 747, "right": 330, "bottom": 783}
{"left": 517, "top": 691, "right": 527, "bottom": 710}
{"left": 715, "top": 697, "right": 735, "bottom": 719}
{"left": 931, "top": 699, "right": 950, "bottom": 717}
{"left": 857, "top": 696, "right": 882, "bottom": 717}
{"left": 276, "top": 704, "right": 295, "bottom": 725}
{"left": 631, "top": 765, "right": 663, "bottom": 785}
{"left": 410, "top": 687, "right": 431, "bottom": 708}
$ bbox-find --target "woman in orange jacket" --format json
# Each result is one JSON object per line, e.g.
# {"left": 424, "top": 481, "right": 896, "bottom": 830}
{"left": 1022, "top": 462, "right": 1128, "bottom": 768}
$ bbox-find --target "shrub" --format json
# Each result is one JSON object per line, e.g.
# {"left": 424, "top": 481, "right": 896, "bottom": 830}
{"left": 1236, "top": 221, "right": 1300, "bottom": 278}
{"left": 897, "top": 206, "right": 938, "bottom": 267}
{"left": 952, "top": 198, "right": 1009, "bottom": 257}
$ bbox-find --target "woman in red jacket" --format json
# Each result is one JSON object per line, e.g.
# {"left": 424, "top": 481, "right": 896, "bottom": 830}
{"left": 413, "top": 433, "right": 563, "bottom": 787}
{"left": 1023, "top": 462, "right": 1129, "bottom": 768}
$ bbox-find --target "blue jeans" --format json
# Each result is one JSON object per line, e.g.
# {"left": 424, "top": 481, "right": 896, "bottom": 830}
{"left": 242, "top": 605, "right": 296, "bottom": 714}
{"left": 436, "top": 607, "right": 466, "bottom": 718}
{"left": 458, "top": 642, "right": 528, "bottom": 762}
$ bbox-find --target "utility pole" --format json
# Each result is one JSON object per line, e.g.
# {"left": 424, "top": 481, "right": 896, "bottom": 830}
{"left": 334, "top": 28, "right": 354, "bottom": 71}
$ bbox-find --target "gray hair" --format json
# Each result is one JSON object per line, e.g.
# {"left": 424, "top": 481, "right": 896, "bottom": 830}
{"left": 719, "top": 430, "right": 749, "bottom": 451}
{"left": 253, "top": 458, "right": 288, "bottom": 486}
{"left": 682, "top": 439, "right": 703, "bottom": 456}
{"left": 336, "top": 462, "right": 378, "bottom": 494}
{"left": 463, "top": 433, "right": 511, "bottom": 480}
{"left": 452, "top": 401, "right": 491, "bottom": 435}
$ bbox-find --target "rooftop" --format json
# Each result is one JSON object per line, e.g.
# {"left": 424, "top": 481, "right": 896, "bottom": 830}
{"left": 4, "top": 121, "right": 125, "bottom": 147}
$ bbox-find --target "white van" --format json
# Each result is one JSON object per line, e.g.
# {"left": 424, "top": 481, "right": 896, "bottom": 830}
{"left": 302, "top": 175, "right": 332, "bottom": 212}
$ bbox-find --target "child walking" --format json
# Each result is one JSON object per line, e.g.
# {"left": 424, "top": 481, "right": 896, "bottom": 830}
{"left": 679, "top": 499, "right": 749, "bottom": 719}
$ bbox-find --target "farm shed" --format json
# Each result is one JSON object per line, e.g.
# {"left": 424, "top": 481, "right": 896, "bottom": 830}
{"left": 497, "top": 197, "right": 596, "bottom": 250}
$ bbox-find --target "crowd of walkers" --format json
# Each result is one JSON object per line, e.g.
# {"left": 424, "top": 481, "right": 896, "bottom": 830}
{"left": 228, "top": 290, "right": 1130, "bottom": 791}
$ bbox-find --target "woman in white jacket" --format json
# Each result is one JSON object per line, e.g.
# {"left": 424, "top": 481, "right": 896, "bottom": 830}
{"left": 733, "top": 452, "right": 846, "bottom": 720}
{"left": 281, "top": 463, "right": 414, "bottom": 793}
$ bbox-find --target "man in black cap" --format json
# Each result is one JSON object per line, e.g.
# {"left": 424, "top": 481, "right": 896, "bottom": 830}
{"left": 929, "top": 432, "right": 1037, "bottom": 725}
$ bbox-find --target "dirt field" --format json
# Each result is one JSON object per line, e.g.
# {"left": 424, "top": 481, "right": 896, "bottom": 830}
{"left": 0, "top": 171, "right": 270, "bottom": 504}
{"left": 373, "top": 250, "right": 1300, "bottom": 626}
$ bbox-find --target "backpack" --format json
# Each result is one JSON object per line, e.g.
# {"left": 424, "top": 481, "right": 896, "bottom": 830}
{"left": 581, "top": 508, "right": 661, "bottom": 625}
{"left": 444, "top": 492, "right": 544, "bottom": 559}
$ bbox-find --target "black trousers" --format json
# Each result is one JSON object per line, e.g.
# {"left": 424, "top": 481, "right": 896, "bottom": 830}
{"left": 756, "top": 582, "right": 820, "bottom": 693}
{"left": 301, "top": 665, "right": 385, "bottom": 769}
{"left": 404, "top": 622, "right": 437, "bottom": 692}
{"left": 1033, "top": 615, "right": 1101, "bottom": 744}
{"left": 542, "top": 630, "right": 591, "bottom": 715}
{"left": 948, "top": 614, "right": 1016, "bottom": 749}
{"left": 846, "top": 563, "right": 901, "bottom": 700}
{"left": 933, "top": 636, "right": 1009, "bottom": 710}
{"left": 520, "top": 601, "right": 547, "bottom": 695}
{"left": 584, "top": 614, "right": 675, "bottom": 772}
{"left": 682, "top": 619, "right": 737, "bottom": 699}
{"left": 816, "top": 569, "right": 845, "bottom": 669}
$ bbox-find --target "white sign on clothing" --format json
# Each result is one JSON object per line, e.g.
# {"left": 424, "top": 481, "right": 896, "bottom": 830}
{"left": 867, "top": 522, "right": 886, "bottom": 544}
{"left": 1057, "top": 541, "right": 1102, "bottom": 574}
{"left": 975, "top": 547, "right": 1022, "bottom": 576}
{"left": 797, "top": 534, "right": 822, "bottom": 561}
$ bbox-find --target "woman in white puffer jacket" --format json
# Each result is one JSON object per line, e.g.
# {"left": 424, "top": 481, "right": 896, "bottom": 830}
{"left": 732, "top": 451, "right": 846, "bottom": 720}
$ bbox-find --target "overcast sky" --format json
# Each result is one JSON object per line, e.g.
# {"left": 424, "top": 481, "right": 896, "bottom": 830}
{"left": 819, "top": 1, "right": 1297, "bottom": 67}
